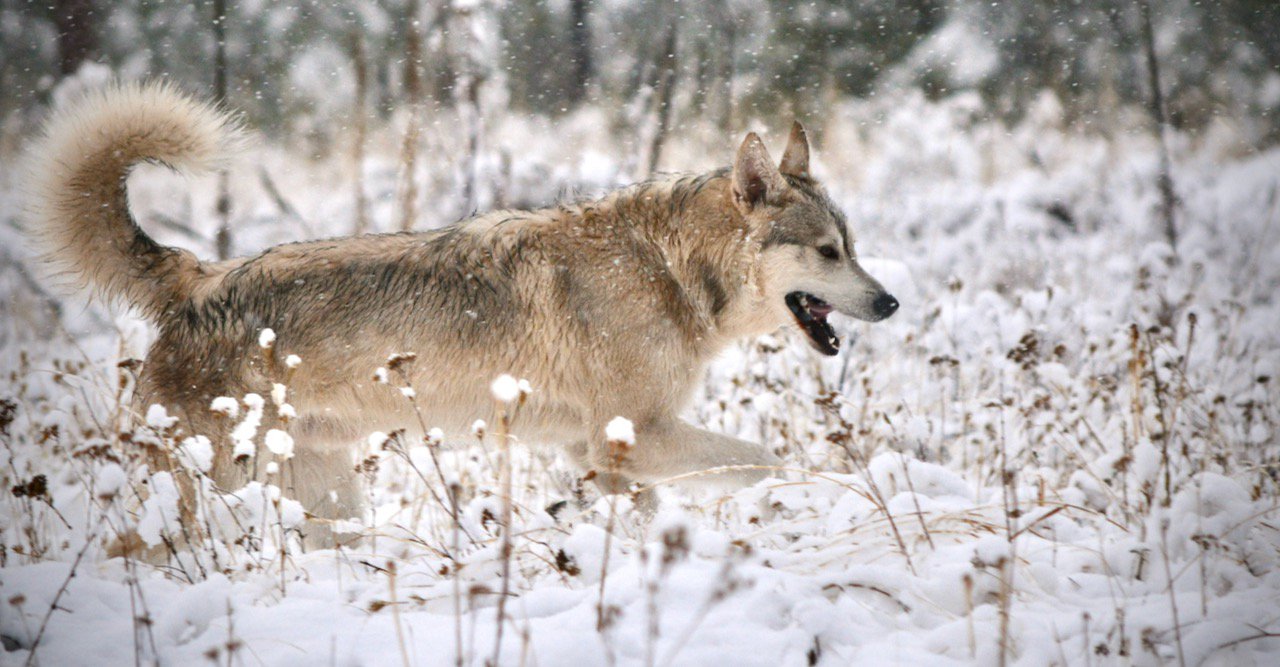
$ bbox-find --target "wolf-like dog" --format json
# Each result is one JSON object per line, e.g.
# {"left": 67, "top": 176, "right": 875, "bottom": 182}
{"left": 26, "top": 82, "right": 897, "bottom": 539}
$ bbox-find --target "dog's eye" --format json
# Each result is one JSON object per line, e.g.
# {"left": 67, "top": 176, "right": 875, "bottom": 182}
{"left": 817, "top": 245, "right": 840, "bottom": 260}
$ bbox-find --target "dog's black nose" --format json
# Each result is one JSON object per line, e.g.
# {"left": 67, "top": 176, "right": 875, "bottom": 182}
{"left": 873, "top": 293, "right": 899, "bottom": 319}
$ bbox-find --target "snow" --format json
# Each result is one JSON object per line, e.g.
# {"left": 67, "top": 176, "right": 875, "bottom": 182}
{"left": 95, "top": 464, "right": 127, "bottom": 499}
{"left": 178, "top": 435, "right": 214, "bottom": 473}
{"left": 605, "top": 416, "right": 636, "bottom": 445}
{"left": 270, "top": 382, "right": 287, "bottom": 406}
{"left": 136, "top": 473, "right": 180, "bottom": 548}
{"left": 491, "top": 374, "right": 521, "bottom": 403}
{"left": 258, "top": 327, "right": 276, "bottom": 349}
{"left": 231, "top": 393, "right": 265, "bottom": 459}
{"left": 2, "top": 93, "right": 1279, "bottom": 666}
{"left": 209, "top": 396, "right": 239, "bottom": 418}
{"left": 263, "top": 429, "right": 295, "bottom": 458}
{"left": 145, "top": 403, "right": 178, "bottom": 430}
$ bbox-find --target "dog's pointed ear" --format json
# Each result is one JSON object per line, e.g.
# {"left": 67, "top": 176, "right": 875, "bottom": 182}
{"left": 732, "top": 132, "right": 784, "bottom": 212}
{"left": 779, "top": 121, "right": 810, "bottom": 178}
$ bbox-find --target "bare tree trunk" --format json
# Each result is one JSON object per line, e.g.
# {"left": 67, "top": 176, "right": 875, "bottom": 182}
{"left": 430, "top": 0, "right": 457, "bottom": 106}
{"left": 450, "top": 3, "right": 486, "bottom": 218}
{"left": 1138, "top": 0, "right": 1179, "bottom": 252}
{"left": 211, "top": 0, "right": 233, "bottom": 260}
{"left": 459, "top": 75, "right": 483, "bottom": 217}
{"left": 398, "top": 0, "right": 425, "bottom": 232}
{"left": 692, "top": 35, "right": 710, "bottom": 117}
{"left": 715, "top": 0, "right": 735, "bottom": 133}
{"left": 645, "top": 23, "right": 678, "bottom": 175}
{"left": 53, "top": 0, "right": 98, "bottom": 76}
{"left": 567, "top": 0, "right": 592, "bottom": 106}
{"left": 350, "top": 29, "right": 370, "bottom": 236}
{"left": 493, "top": 150, "right": 511, "bottom": 209}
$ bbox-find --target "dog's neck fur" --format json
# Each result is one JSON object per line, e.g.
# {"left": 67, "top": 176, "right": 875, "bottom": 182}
{"left": 569, "top": 170, "right": 778, "bottom": 345}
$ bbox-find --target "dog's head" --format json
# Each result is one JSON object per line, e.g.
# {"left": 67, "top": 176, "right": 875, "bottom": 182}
{"left": 731, "top": 123, "right": 897, "bottom": 356}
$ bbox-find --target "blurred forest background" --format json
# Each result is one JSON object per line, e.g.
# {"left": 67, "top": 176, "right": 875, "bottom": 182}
{"left": 3, "top": 0, "right": 1278, "bottom": 149}
{"left": 2, "top": 0, "right": 1279, "bottom": 260}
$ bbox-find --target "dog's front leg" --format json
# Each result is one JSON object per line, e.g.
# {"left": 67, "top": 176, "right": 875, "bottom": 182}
{"left": 592, "top": 420, "right": 781, "bottom": 490}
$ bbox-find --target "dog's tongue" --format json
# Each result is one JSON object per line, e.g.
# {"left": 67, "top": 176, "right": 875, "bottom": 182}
{"left": 808, "top": 301, "right": 834, "bottom": 318}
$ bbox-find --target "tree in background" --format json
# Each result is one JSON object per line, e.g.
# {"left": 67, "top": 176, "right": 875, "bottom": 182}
{"left": 566, "top": 0, "right": 592, "bottom": 106}
{"left": 53, "top": 0, "right": 99, "bottom": 75}
{"left": 1, "top": 0, "right": 1277, "bottom": 147}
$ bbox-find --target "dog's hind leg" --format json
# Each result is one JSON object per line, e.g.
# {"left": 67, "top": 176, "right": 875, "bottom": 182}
{"left": 564, "top": 438, "right": 658, "bottom": 514}
{"left": 282, "top": 422, "right": 367, "bottom": 549}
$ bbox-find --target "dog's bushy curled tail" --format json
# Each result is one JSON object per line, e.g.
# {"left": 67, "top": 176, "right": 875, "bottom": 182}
{"left": 24, "top": 81, "right": 242, "bottom": 318}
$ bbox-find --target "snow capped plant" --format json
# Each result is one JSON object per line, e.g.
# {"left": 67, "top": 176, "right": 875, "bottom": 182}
{"left": 257, "top": 328, "right": 276, "bottom": 349}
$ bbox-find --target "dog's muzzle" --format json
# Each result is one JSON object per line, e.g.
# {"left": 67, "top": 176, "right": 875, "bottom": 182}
{"left": 785, "top": 292, "right": 840, "bottom": 356}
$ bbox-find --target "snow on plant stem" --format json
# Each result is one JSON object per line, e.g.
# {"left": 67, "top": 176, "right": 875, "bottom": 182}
{"left": 232, "top": 393, "right": 265, "bottom": 459}
{"left": 606, "top": 416, "right": 635, "bottom": 445}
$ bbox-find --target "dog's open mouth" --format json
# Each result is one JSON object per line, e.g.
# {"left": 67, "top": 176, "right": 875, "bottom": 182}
{"left": 785, "top": 292, "right": 839, "bottom": 356}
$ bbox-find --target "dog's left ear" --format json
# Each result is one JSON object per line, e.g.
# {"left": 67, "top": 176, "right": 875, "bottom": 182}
{"left": 732, "top": 132, "right": 785, "bottom": 213}
{"left": 779, "top": 121, "right": 810, "bottom": 178}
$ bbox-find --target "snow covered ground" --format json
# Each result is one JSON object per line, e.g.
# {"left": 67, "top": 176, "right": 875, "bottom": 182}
{"left": 2, "top": 91, "right": 1279, "bottom": 666}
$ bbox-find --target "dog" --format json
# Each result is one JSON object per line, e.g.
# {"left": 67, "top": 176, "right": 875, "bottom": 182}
{"left": 26, "top": 82, "right": 897, "bottom": 541}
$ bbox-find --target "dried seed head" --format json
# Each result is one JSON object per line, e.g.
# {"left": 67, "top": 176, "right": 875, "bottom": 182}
{"left": 210, "top": 396, "right": 239, "bottom": 418}
{"left": 386, "top": 352, "right": 417, "bottom": 373}
{"left": 605, "top": 416, "right": 635, "bottom": 446}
